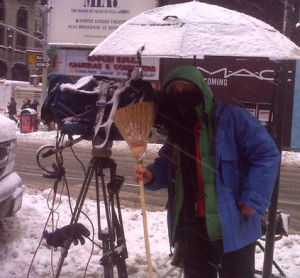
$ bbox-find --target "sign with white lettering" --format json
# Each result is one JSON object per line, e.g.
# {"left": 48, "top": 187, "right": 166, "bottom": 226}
{"left": 52, "top": 49, "right": 159, "bottom": 80}
{"left": 162, "top": 57, "right": 296, "bottom": 147}
{"left": 27, "top": 51, "right": 43, "bottom": 67}
{"left": 48, "top": 0, "right": 155, "bottom": 46}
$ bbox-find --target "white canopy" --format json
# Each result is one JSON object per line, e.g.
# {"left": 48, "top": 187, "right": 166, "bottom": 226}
{"left": 90, "top": 1, "right": 300, "bottom": 60}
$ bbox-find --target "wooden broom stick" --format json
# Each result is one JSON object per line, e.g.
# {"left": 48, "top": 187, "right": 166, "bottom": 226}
{"left": 114, "top": 102, "right": 156, "bottom": 278}
{"left": 137, "top": 160, "right": 153, "bottom": 278}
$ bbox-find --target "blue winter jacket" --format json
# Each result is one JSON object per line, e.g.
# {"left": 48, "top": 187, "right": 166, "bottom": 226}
{"left": 146, "top": 102, "right": 281, "bottom": 254}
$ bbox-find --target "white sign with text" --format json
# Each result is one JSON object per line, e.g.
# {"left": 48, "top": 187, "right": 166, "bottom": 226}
{"left": 48, "top": 0, "right": 156, "bottom": 45}
{"left": 53, "top": 49, "right": 159, "bottom": 80}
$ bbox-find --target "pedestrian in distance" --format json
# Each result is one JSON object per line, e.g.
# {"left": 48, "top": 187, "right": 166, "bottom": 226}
{"left": 134, "top": 65, "right": 281, "bottom": 278}
{"left": 29, "top": 99, "right": 39, "bottom": 112}
{"left": 7, "top": 97, "right": 18, "bottom": 123}
{"left": 29, "top": 99, "right": 41, "bottom": 127}
{"left": 21, "top": 98, "right": 31, "bottom": 110}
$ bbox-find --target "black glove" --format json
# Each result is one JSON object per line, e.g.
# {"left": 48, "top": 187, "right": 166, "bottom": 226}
{"left": 118, "top": 79, "right": 154, "bottom": 109}
{"left": 43, "top": 223, "right": 90, "bottom": 248}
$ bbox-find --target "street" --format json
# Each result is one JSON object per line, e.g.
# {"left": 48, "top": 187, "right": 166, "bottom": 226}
{"left": 15, "top": 138, "right": 300, "bottom": 234}
{"left": 15, "top": 137, "right": 168, "bottom": 211}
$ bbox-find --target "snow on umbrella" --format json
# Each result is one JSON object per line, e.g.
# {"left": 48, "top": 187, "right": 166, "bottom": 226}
{"left": 90, "top": 1, "right": 300, "bottom": 60}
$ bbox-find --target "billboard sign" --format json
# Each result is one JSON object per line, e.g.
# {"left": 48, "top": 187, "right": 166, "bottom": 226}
{"left": 52, "top": 49, "right": 159, "bottom": 80}
{"left": 48, "top": 0, "right": 156, "bottom": 46}
{"left": 162, "top": 57, "right": 296, "bottom": 147}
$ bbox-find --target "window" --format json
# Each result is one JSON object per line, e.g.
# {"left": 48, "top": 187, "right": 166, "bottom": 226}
{"left": 16, "top": 34, "right": 27, "bottom": 51}
{"left": 34, "top": 13, "right": 43, "bottom": 42}
{"left": 16, "top": 7, "right": 28, "bottom": 51}
{"left": 17, "top": 7, "right": 28, "bottom": 30}
{"left": 0, "top": 0, "right": 4, "bottom": 22}
{"left": 12, "top": 63, "right": 29, "bottom": 81}
{"left": 0, "top": 27, "right": 4, "bottom": 46}
{"left": 0, "top": 59, "right": 7, "bottom": 78}
{"left": 0, "top": 0, "right": 5, "bottom": 46}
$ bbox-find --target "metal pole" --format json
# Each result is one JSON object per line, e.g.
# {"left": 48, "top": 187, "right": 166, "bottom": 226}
{"left": 283, "top": 0, "right": 295, "bottom": 38}
{"left": 41, "top": 5, "right": 50, "bottom": 106}
{"left": 263, "top": 2, "right": 293, "bottom": 274}
{"left": 262, "top": 61, "right": 288, "bottom": 278}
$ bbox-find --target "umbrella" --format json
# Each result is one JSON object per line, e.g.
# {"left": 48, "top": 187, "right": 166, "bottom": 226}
{"left": 89, "top": 1, "right": 300, "bottom": 60}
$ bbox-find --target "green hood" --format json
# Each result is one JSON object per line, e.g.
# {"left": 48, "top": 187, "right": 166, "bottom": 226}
{"left": 162, "top": 65, "right": 214, "bottom": 115}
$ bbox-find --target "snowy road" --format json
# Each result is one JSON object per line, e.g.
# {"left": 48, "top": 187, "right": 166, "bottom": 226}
{"left": 15, "top": 131, "right": 300, "bottom": 233}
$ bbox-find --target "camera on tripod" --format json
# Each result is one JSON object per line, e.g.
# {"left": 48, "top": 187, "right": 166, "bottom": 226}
{"left": 41, "top": 68, "right": 154, "bottom": 148}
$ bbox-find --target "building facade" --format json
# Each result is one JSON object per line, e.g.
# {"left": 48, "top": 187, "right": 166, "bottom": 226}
{"left": 0, "top": 0, "right": 46, "bottom": 81}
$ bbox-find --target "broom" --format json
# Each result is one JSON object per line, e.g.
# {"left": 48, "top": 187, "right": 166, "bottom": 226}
{"left": 114, "top": 102, "right": 156, "bottom": 278}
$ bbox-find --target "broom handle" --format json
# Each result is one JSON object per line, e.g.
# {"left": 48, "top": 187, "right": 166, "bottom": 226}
{"left": 138, "top": 162, "right": 154, "bottom": 278}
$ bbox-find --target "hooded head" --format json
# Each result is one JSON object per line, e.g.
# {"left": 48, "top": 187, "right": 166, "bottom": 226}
{"left": 162, "top": 65, "right": 214, "bottom": 115}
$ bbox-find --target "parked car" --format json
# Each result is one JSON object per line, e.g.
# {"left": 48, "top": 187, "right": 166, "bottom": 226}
{"left": 0, "top": 114, "right": 23, "bottom": 221}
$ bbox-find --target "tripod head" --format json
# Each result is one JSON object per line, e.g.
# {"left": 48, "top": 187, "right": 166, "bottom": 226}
{"left": 92, "top": 137, "right": 113, "bottom": 158}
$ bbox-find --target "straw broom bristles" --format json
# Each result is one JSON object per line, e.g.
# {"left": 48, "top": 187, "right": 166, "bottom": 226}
{"left": 114, "top": 101, "right": 156, "bottom": 278}
{"left": 114, "top": 102, "right": 156, "bottom": 161}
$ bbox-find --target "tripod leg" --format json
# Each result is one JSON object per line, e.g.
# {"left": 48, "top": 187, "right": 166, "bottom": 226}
{"left": 111, "top": 206, "right": 128, "bottom": 278}
{"left": 96, "top": 161, "right": 114, "bottom": 278}
{"left": 114, "top": 190, "right": 128, "bottom": 277}
{"left": 256, "top": 241, "right": 287, "bottom": 277}
{"left": 72, "top": 159, "right": 97, "bottom": 223}
{"left": 97, "top": 157, "right": 128, "bottom": 278}
{"left": 55, "top": 158, "right": 96, "bottom": 278}
{"left": 109, "top": 164, "right": 128, "bottom": 278}
{"left": 161, "top": 266, "right": 183, "bottom": 278}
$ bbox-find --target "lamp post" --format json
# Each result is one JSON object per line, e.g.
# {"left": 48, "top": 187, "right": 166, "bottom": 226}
{"left": 263, "top": 1, "right": 294, "bottom": 277}
{"left": 40, "top": 4, "right": 50, "bottom": 106}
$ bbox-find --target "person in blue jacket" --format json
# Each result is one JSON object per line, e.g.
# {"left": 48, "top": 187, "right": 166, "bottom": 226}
{"left": 134, "top": 65, "right": 280, "bottom": 278}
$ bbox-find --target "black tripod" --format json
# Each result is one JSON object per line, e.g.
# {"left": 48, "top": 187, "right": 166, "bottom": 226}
{"left": 51, "top": 141, "right": 128, "bottom": 278}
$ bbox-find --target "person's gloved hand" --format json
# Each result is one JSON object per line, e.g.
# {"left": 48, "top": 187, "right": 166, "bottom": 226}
{"left": 119, "top": 79, "right": 154, "bottom": 109}
{"left": 43, "top": 223, "right": 90, "bottom": 248}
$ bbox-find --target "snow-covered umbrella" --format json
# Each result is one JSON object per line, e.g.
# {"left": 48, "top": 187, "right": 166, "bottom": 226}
{"left": 90, "top": 1, "right": 300, "bottom": 60}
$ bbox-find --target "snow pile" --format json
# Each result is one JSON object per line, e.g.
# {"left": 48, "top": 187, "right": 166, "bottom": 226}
{"left": 0, "top": 186, "right": 300, "bottom": 278}
{"left": 0, "top": 186, "right": 172, "bottom": 278}
{"left": 0, "top": 114, "right": 16, "bottom": 142}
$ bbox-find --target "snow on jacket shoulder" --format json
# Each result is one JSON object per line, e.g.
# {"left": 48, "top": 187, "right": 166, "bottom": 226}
{"left": 146, "top": 102, "right": 280, "bottom": 253}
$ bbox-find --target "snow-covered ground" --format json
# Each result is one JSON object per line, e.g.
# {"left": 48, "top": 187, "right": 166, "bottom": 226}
{"left": 0, "top": 129, "right": 300, "bottom": 278}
